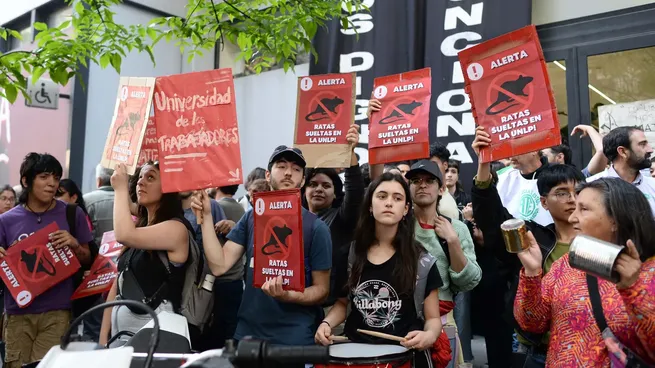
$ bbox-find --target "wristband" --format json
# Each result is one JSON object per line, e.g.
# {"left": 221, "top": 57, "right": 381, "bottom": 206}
{"left": 321, "top": 320, "right": 331, "bottom": 328}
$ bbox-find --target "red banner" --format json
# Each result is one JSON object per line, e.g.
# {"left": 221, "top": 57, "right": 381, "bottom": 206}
{"left": 458, "top": 25, "right": 561, "bottom": 163}
{"left": 153, "top": 68, "right": 243, "bottom": 193}
{"left": 252, "top": 189, "right": 305, "bottom": 292}
{"left": 72, "top": 231, "right": 124, "bottom": 300}
{"left": 295, "top": 73, "right": 354, "bottom": 145}
{"left": 101, "top": 77, "right": 156, "bottom": 175}
{"left": 0, "top": 222, "right": 81, "bottom": 308}
{"left": 368, "top": 68, "right": 431, "bottom": 165}
{"left": 137, "top": 116, "right": 158, "bottom": 167}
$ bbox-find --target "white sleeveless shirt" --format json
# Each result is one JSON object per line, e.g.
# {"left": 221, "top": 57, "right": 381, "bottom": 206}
{"left": 495, "top": 168, "right": 553, "bottom": 226}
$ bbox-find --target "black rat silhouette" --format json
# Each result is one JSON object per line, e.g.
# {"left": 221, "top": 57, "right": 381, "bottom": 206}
{"left": 305, "top": 97, "right": 344, "bottom": 122}
{"left": 485, "top": 75, "right": 534, "bottom": 116}
{"left": 379, "top": 101, "right": 423, "bottom": 124}
{"left": 21, "top": 249, "right": 56, "bottom": 277}
{"left": 93, "top": 260, "right": 114, "bottom": 275}
{"left": 115, "top": 111, "right": 142, "bottom": 136}
{"left": 262, "top": 225, "right": 293, "bottom": 256}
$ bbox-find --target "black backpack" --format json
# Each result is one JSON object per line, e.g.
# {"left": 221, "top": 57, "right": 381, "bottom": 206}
{"left": 65, "top": 203, "right": 101, "bottom": 316}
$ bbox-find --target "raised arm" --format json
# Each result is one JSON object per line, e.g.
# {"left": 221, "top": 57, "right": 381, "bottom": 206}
{"left": 338, "top": 127, "right": 365, "bottom": 225}
{"left": 192, "top": 191, "right": 246, "bottom": 276}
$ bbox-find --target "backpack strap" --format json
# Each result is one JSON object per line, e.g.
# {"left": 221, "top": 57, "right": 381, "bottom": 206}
{"left": 414, "top": 252, "right": 437, "bottom": 321}
{"left": 586, "top": 274, "right": 608, "bottom": 332}
{"left": 65, "top": 203, "right": 77, "bottom": 236}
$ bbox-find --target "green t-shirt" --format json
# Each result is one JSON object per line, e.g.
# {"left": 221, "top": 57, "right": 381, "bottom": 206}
{"left": 517, "top": 241, "right": 570, "bottom": 346}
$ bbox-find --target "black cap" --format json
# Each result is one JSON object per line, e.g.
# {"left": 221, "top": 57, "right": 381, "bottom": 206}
{"left": 268, "top": 145, "right": 306, "bottom": 168}
{"left": 405, "top": 159, "right": 442, "bottom": 185}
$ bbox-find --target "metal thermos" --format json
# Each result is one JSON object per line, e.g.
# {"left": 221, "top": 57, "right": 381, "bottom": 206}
{"left": 500, "top": 219, "right": 530, "bottom": 253}
{"left": 201, "top": 274, "right": 216, "bottom": 291}
{"left": 569, "top": 235, "right": 625, "bottom": 283}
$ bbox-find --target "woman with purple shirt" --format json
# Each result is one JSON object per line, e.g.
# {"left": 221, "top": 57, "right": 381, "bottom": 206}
{"left": 0, "top": 153, "right": 93, "bottom": 368}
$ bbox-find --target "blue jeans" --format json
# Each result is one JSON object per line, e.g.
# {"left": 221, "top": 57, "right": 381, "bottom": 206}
{"left": 515, "top": 339, "right": 547, "bottom": 368}
{"left": 454, "top": 292, "right": 473, "bottom": 362}
{"left": 446, "top": 335, "right": 457, "bottom": 368}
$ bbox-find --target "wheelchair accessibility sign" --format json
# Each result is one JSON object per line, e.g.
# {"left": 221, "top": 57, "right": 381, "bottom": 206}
{"left": 25, "top": 77, "right": 59, "bottom": 110}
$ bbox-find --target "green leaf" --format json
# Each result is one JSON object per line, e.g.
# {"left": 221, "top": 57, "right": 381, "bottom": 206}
{"left": 145, "top": 45, "right": 156, "bottom": 64}
{"left": 0, "top": 29, "right": 7, "bottom": 40}
{"left": 75, "top": 1, "right": 85, "bottom": 14}
{"left": 59, "top": 20, "right": 71, "bottom": 30}
{"left": 147, "top": 27, "right": 157, "bottom": 40}
{"left": 32, "top": 67, "right": 46, "bottom": 82}
{"left": 110, "top": 53, "right": 122, "bottom": 73}
{"left": 99, "top": 53, "right": 111, "bottom": 68}
{"left": 3, "top": 84, "right": 18, "bottom": 103}
{"left": 34, "top": 22, "right": 48, "bottom": 31}
{"left": 8, "top": 30, "right": 22, "bottom": 40}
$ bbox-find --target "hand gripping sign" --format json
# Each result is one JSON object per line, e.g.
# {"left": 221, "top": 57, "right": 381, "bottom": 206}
{"left": 252, "top": 189, "right": 305, "bottom": 292}
{"left": 368, "top": 68, "right": 432, "bottom": 165}
{"left": 294, "top": 73, "right": 356, "bottom": 168}
{"left": 0, "top": 222, "right": 81, "bottom": 308}
{"left": 101, "top": 77, "right": 156, "bottom": 175}
{"left": 458, "top": 25, "right": 561, "bottom": 163}
{"left": 153, "top": 68, "right": 243, "bottom": 193}
{"left": 72, "top": 231, "right": 124, "bottom": 300}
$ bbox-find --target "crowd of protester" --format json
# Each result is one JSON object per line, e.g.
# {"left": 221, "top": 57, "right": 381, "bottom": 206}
{"left": 0, "top": 98, "right": 652, "bottom": 368}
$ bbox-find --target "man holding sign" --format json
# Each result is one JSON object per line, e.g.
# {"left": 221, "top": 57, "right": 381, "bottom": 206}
{"left": 0, "top": 153, "right": 93, "bottom": 368}
{"left": 192, "top": 146, "right": 332, "bottom": 348}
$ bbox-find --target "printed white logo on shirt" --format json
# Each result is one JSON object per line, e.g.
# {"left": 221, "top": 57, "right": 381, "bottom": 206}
{"left": 353, "top": 279, "right": 402, "bottom": 328}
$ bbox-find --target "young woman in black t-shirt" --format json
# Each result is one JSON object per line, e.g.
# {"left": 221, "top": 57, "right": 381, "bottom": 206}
{"left": 315, "top": 173, "right": 443, "bottom": 367}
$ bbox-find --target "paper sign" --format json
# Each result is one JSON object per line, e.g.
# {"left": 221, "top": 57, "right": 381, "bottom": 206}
{"left": 368, "top": 68, "right": 432, "bottom": 165}
{"left": 137, "top": 116, "right": 158, "bottom": 167}
{"left": 0, "top": 222, "right": 81, "bottom": 308}
{"left": 153, "top": 68, "right": 243, "bottom": 193}
{"left": 294, "top": 73, "right": 355, "bottom": 168}
{"left": 458, "top": 25, "right": 561, "bottom": 163}
{"left": 252, "top": 189, "right": 305, "bottom": 292}
{"left": 101, "top": 77, "right": 156, "bottom": 175}
{"left": 71, "top": 231, "right": 124, "bottom": 300}
{"left": 598, "top": 99, "right": 655, "bottom": 146}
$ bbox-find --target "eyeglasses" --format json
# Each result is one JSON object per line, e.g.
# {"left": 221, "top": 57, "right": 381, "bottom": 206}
{"left": 550, "top": 191, "right": 576, "bottom": 203}
{"left": 0, "top": 196, "right": 14, "bottom": 202}
{"left": 409, "top": 177, "right": 438, "bottom": 186}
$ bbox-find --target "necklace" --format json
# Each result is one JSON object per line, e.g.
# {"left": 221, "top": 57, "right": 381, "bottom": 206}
{"left": 25, "top": 200, "right": 55, "bottom": 224}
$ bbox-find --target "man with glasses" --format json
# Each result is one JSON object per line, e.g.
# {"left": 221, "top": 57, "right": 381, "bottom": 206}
{"left": 471, "top": 126, "right": 585, "bottom": 368}
{"left": 406, "top": 159, "right": 481, "bottom": 368}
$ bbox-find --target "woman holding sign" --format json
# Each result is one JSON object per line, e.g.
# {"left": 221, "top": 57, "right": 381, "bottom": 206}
{"left": 315, "top": 172, "right": 444, "bottom": 368}
{"left": 99, "top": 162, "right": 192, "bottom": 346}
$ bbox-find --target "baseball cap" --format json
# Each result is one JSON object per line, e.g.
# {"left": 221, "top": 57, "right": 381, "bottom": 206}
{"left": 268, "top": 145, "right": 307, "bottom": 169}
{"left": 405, "top": 159, "right": 442, "bottom": 185}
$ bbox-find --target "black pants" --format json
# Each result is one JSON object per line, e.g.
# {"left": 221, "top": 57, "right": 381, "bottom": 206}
{"left": 193, "top": 279, "right": 244, "bottom": 351}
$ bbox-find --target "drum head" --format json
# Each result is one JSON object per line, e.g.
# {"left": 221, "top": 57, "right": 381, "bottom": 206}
{"left": 329, "top": 343, "right": 409, "bottom": 359}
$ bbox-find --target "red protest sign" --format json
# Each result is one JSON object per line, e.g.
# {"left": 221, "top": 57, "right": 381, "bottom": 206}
{"left": 71, "top": 256, "right": 117, "bottom": 300}
{"left": 101, "top": 77, "right": 156, "bottom": 175}
{"left": 368, "top": 68, "right": 431, "bottom": 165}
{"left": 137, "top": 116, "right": 158, "bottom": 167}
{"left": 252, "top": 189, "right": 305, "bottom": 292}
{"left": 72, "top": 231, "right": 123, "bottom": 300}
{"left": 153, "top": 68, "right": 243, "bottom": 193}
{"left": 0, "top": 222, "right": 81, "bottom": 308}
{"left": 294, "top": 73, "right": 355, "bottom": 168}
{"left": 97, "top": 231, "right": 124, "bottom": 259}
{"left": 458, "top": 25, "right": 561, "bottom": 163}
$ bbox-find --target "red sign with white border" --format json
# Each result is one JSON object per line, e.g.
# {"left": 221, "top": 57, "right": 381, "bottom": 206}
{"left": 458, "top": 25, "right": 561, "bottom": 163}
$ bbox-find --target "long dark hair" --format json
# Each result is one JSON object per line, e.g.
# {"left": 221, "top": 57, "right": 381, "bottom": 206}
{"left": 133, "top": 162, "right": 185, "bottom": 228}
{"left": 576, "top": 178, "right": 655, "bottom": 261}
{"left": 302, "top": 168, "right": 344, "bottom": 209}
{"left": 58, "top": 179, "right": 89, "bottom": 215}
{"left": 348, "top": 172, "right": 423, "bottom": 296}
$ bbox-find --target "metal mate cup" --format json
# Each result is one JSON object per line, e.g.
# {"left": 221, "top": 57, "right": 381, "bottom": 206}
{"left": 500, "top": 219, "right": 530, "bottom": 253}
{"left": 569, "top": 235, "right": 625, "bottom": 283}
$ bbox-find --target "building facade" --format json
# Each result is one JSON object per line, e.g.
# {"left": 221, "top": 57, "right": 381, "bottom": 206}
{"left": 1, "top": 0, "right": 654, "bottom": 192}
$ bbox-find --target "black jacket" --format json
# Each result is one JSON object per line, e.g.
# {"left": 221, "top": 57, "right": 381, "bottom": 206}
{"left": 314, "top": 165, "right": 365, "bottom": 306}
{"left": 471, "top": 175, "right": 557, "bottom": 346}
